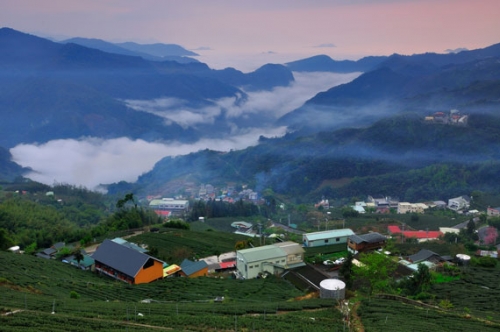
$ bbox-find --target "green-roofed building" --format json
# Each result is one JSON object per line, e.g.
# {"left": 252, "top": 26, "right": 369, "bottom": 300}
{"left": 236, "top": 241, "right": 305, "bottom": 279}
{"left": 302, "top": 229, "right": 354, "bottom": 248}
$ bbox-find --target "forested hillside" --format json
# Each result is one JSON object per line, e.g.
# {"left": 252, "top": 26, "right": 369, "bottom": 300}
{"left": 108, "top": 113, "right": 500, "bottom": 203}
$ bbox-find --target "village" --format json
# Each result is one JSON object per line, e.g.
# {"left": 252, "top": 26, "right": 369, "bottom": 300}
{"left": 11, "top": 189, "right": 498, "bottom": 304}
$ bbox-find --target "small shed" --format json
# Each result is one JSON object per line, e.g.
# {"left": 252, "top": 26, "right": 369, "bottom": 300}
{"left": 408, "top": 249, "right": 442, "bottom": 264}
{"left": 179, "top": 259, "right": 209, "bottom": 278}
{"left": 347, "top": 232, "right": 387, "bottom": 254}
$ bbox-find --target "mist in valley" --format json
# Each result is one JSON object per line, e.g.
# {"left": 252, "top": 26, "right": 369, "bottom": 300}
{"left": 10, "top": 71, "right": 360, "bottom": 190}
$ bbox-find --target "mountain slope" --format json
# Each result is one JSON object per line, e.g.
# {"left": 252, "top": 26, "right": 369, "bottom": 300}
{"left": 0, "top": 146, "right": 26, "bottom": 182}
{"left": 279, "top": 43, "right": 500, "bottom": 133}
{"left": 0, "top": 28, "right": 294, "bottom": 148}
{"left": 107, "top": 113, "right": 500, "bottom": 202}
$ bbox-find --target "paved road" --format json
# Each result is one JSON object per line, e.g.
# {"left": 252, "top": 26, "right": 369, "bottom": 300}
{"left": 271, "top": 221, "right": 305, "bottom": 235}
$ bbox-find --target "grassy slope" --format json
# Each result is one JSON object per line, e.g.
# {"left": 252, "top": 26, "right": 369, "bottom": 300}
{"left": 0, "top": 250, "right": 341, "bottom": 331}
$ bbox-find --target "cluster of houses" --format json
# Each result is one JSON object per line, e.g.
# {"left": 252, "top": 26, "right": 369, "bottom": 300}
{"left": 154, "top": 183, "right": 262, "bottom": 204}
{"left": 424, "top": 109, "right": 468, "bottom": 126}
{"left": 148, "top": 198, "right": 190, "bottom": 218}
{"left": 350, "top": 195, "right": 476, "bottom": 215}
{"left": 26, "top": 223, "right": 497, "bottom": 293}
{"left": 235, "top": 229, "right": 388, "bottom": 280}
{"left": 147, "top": 189, "right": 262, "bottom": 218}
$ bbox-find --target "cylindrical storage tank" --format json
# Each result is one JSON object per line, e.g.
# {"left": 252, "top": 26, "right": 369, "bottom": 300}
{"left": 319, "top": 279, "right": 346, "bottom": 300}
{"left": 456, "top": 254, "right": 470, "bottom": 265}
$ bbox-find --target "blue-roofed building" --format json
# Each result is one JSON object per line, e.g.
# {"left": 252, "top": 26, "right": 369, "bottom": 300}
{"left": 302, "top": 229, "right": 355, "bottom": 247}
{"left": 111, "top": 237, "right": 148, "bottom": 254}
{"left": 179, "top": 259, "right": 208, "bottom": 278}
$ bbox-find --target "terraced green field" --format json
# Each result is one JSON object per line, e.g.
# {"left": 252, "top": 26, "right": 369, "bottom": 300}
{"left": 0, "top": 252, "right": 341, "bottom": 331}
{"left": 128, "top": 228, "right": 249, "bottom": 263}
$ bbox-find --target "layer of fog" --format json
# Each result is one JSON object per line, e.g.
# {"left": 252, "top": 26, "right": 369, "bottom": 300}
{"left": 10, "top": 72, "right": 360, "bottom": 191}
{"left": 124, "top": 71, "right": 361, "bottom": 129}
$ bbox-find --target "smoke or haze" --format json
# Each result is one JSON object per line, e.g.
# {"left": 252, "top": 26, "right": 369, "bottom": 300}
{"left": 125, "top": 72, "right": 361, "bottom": 128}
{"left": 10, "top": 72, "right": 360, "bottom": 190}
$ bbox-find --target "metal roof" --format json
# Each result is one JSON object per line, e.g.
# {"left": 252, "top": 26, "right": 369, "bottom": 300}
{"left": 349, "top": 232, "right": 386, "bottom": 244}
{"left": 304, "top": 229, "right": 354, "bottom": 241}
{"left": 111, "top": 238, "right": 148, "bottom": 253}
{"left": 273, "top": 241, "right": 304, "bottom": 256}
{"left": 238, "top": 245, "right": 286, "bottom": 263}
{"left": 92, "top": 239, "right": 159, "bottom": 278}
{"left": 149, "top": 199, "right": 189, "bottom": 207}
{"left": 180, "top": 259, "right": 208, "bottom": 276}
{"left": 409, "top": 249, "right": 441, "bottom": 263}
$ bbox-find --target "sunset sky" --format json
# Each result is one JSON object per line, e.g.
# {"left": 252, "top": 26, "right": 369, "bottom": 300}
{"left": 2, "top": 0, "right": 500, "bottom": 70}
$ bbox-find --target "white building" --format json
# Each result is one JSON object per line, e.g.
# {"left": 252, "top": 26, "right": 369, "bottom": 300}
{"left": 397, "top": 202, "right": 428, "bottom": 214}
{"left": 149, "top": 198, "right": 189, "bottom": 216}
{"left": 448, "top": 196, "right": 470, "bottom": 211}
{"left": 236, "top": 242, "right": 305, "bottom": 279}
{"left": 302, "top": 229, "right": 355, "bottom": 247}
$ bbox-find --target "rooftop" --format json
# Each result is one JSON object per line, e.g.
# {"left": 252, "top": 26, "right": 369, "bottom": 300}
{"left": 237, "top": 245, "right": 286, "bottom": 263}
{"left": 303, "top": 229, "right": 355, "bottom": 241}
{"left": 349, "top": 232, "right": 387, "bottom": 244}
{"left": 92, "top": 239, "right": 160, "bottom": 278}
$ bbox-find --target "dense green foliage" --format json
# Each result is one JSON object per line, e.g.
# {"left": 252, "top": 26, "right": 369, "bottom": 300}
{"left": 110, "top": 113, "right": 500, "bottom": 206}
{"left": 0, "top": 194, "right": 101, "bottom": 248}
{"left": 188, "top": 199, "right": 260, "bottom": 221}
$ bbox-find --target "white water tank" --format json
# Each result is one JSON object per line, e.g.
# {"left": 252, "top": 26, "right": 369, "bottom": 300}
{"left": 456, "top": 254, "right": 470, "bottom": 265}
{"left": 319, "top": 279, "right": 346, "bottom": 300}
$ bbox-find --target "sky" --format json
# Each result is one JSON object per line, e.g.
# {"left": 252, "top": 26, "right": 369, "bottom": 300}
{"left": 2, "top": 0, "right": 500, "bottom": 71}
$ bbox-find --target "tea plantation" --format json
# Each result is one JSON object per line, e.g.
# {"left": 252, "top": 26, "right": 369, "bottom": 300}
{"left": 0, "top": 251, "right": 342, "bottom": 331}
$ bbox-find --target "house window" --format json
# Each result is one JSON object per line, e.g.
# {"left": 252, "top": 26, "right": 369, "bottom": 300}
{"left": 324, "top": 239, "right": 329, "bottom": 243}
{"left": 281, "top": 259, "right": 285, "bottom": 263}
{"left": 336, "top": 238, "right": 340, "bottom": 242}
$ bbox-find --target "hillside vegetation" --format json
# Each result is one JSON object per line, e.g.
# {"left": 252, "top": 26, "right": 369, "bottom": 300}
{"left": 109, "top": 113, "right": 500, "bottom": 203}
{"left": 0, "top": 251, "right": 342, "bottom": 331}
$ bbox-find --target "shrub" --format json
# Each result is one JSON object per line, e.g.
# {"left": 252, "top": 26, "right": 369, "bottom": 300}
{"left": 70, "top": 291, "right": 80, "bottom": 299}
{"left": 438, "top": 299, "right": 453, "bottom": 309}
{"left": 474, "top": 256, "right": 497, "bottom": 268}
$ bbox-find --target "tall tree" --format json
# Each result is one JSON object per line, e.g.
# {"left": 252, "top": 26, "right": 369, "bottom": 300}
{"left": 338, "top": 251, "right": 354, "bottom": 288}
{"left": 353, "top": 252, "right": 397, "bottom": 295}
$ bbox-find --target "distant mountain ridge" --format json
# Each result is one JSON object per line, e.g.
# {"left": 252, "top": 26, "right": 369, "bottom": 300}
{"left": 0, "top": 27, "right": 294, "bottom": 148}
{"left": 285, "top": 54, "right": 387, "bottom": 73}
{"left": 279, "top": 42, "right": 500, "bottom": 133}
{"left": 116, "top": 41, "right": 199, "bottom": 57}
{"left": 61, "top": 37, "right": 199, "bottom": 63}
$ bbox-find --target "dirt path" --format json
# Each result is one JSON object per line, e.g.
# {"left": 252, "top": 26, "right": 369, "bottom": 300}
{"left": 84, "top": 230, "right": 145, "bottom": 254}
{"left": 350, "top": 301, "right": 365, "bottom": 332}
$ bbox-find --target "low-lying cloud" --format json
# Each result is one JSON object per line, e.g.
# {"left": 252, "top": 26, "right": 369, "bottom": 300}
{"left": 11, "top": 72, "right": 360, "bottom": 190}
{"left": 125, "top": 71, "right": 361, "bottom": 127}
{"left": 11, "top": 127, "right": 288, "bottom": 191}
